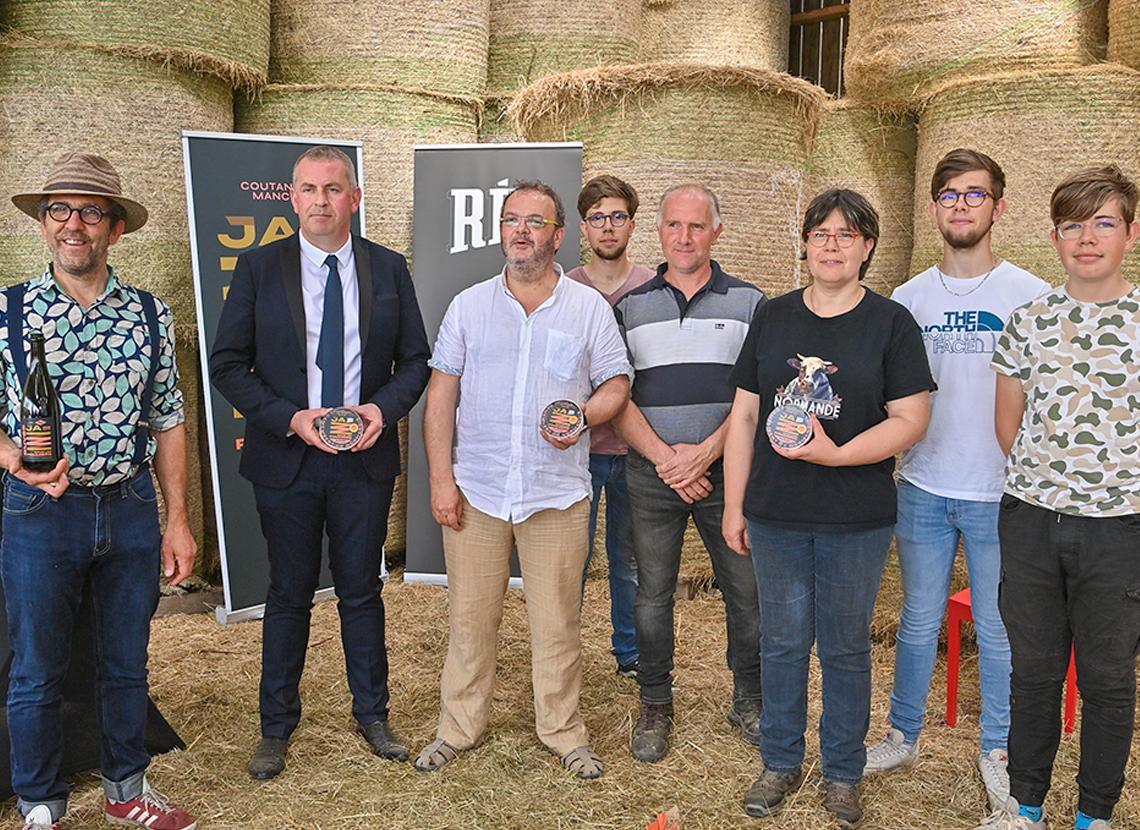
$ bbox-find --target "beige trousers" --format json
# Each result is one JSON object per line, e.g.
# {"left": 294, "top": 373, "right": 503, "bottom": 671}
{"left": 436, "top": 495, "right": 591, "bottom": 756}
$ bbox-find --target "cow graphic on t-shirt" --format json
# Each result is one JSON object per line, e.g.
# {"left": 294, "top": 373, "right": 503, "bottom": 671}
{"left": 774, "top": 354, "right": 843, "bottom": 419}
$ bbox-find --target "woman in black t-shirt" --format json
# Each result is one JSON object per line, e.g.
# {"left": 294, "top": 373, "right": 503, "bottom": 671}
{"left": 722, "top": 189, "right": 934, "bottom": 827}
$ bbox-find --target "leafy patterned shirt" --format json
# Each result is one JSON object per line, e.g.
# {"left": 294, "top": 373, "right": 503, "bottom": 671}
{"left": 991, "top": 286, "right": 1140, "bottom": 516}
{"left": 0, "top": 267, "right": 184, "bottom": 486}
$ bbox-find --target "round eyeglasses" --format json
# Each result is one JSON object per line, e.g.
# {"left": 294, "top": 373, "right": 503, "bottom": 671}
{"left": 1055, "top": 217, "right": 1125, "bottom": 240}
{"left": 45, "top": 201, "right": 111, "bottom": 225}
{"left": 936, "top": 189, "right": 992, "bottom": 209}
{"left": 585, "top": 211, "right": 630, "bottom": 229}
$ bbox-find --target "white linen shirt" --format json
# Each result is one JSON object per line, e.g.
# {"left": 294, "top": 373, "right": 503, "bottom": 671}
{"left": 429, "top": 265, "right": 633, "bottom": 523}
{"left": 299, "top": 231, "right": 362, "bottom": 408}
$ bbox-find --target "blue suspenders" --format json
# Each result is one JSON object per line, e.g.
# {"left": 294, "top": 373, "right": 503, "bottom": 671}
{"left": 4, "top": 282, "right": 162, "bottom": 468}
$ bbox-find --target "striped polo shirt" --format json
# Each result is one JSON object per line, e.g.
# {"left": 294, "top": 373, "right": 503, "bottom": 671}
{"left": 615, "top": 260, "right": 766, "bottom": 446}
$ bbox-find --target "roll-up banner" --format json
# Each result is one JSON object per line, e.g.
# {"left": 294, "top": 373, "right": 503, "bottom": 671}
{"left": 405, "top": 143, "right": 584, "bottom": 585}
{"left": 182, "top": 131, "right": 367, "bottom": 624}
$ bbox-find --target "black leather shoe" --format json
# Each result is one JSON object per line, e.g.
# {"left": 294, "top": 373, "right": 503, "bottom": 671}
{"left": 358, "top": 720, "right": 410, "bottom": 761}
{"left": 249, "top": 736, "right": 289, "bottom": 780}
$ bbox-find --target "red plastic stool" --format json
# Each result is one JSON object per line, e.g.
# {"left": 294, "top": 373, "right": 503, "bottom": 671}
{"left": 946, "top": 587, "right": 1078, "bottom": 733}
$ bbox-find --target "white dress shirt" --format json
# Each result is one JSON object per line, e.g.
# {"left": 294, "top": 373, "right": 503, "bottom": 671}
{"left": 299, "top": 232, "right": 362, "bottom": 408}
{"left": 429, "top": 265, "right": 633, "bottom": 523}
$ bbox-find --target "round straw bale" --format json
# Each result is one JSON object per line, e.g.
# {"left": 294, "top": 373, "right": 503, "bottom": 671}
{"left": 268, "top": 0, "right": 489, "bottom": 99}
{"left": 638, "top": 0, "right": 789, "bottom": 72}
{"left": 0, "top": 0, "right": 269, "bottom": 88}
{"left": 1109, "top": 0, "right": 1140, "bottom": 69}
{"left": 0, "top": 41, "right": 233, "bottom": 327}
{"left": 510, "top": 64, "right": 828, "bottom": 297}
{"left": 234, "top": 84, "right": 477, "bottom": 259}
{"left": 845, "top": 0, "right": 1107, "bottom": 109}
{"left": 806, "top": 100, "right": 917, "bottom": 296}
{"left": 910, "top": 65, "right": 1140, "bottom": 286}
{"left": 486, "top": 0, "right": 641, "bottom": 97}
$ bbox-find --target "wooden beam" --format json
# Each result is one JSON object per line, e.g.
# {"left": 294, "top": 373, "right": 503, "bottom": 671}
{"left": 791, "top": 3, "right": 849, "bottom": 26}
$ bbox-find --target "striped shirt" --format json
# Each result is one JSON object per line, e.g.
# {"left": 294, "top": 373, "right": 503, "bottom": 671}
{"left": 615, "top": 261, "right": 765, "bottom": 445}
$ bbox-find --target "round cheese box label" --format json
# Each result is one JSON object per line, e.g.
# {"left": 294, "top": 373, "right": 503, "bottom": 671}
{"left": 766, "top": 403, "right": 813, "bottom": 450}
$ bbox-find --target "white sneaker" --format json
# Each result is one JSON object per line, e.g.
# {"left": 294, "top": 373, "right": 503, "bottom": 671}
{"left": 863, "top": 727, "right": 918, "bottom": 774}
{"left": 21, "top": 805, "right": 59, "bottom": 830}
{"left": 979, "top": 748, "right": 1010, "bottom": 812}
{"left": 970, "top": 797, "right": 1046, "bottom": 830}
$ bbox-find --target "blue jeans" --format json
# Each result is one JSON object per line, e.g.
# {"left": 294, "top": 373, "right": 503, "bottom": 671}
{"left": 889, "top": 480, "right": 1010, "bottom": 752}
{"left": 1, "top": 470, "right": 161, "bottom": 821}
{"left": 627, "top": 454, "right": 761, "bottom": 705}
{"left": 583, "top": 453, "right": 638, "bottom": 667}
{"left": 750, "top": 521, "right": 893, "bottom": 783}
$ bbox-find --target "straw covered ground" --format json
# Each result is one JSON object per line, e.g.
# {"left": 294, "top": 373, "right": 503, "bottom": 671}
{"left": 5, "top": 555, "right": 1137, "bottom": 830}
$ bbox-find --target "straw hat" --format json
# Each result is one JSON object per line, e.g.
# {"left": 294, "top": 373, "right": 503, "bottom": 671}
{"left": 11, "top": 152, "right": 148, "bottom": 232}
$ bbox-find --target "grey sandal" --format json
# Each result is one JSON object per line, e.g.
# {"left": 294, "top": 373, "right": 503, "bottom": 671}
{"left": 414, "top": 738, "right": 460, "bottom": 772}
{"left": 560, "top": 745, "right": 604, "bottom": 780}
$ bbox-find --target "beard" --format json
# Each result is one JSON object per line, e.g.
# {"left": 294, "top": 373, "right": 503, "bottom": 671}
{"left": 503, "top": 233, "right": 556, "bottom": 279}
{"left": 942, "top": 216, "right": 994, "bottom": 250}
{"left": 50, "top": 234, "right": 107, "bottom": 279}
{"left": 591, "top": 239, "right": 629, "bottom": 261}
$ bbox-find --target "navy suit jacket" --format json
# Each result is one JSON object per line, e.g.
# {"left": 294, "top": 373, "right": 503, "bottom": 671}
{"left": 209, "top": 234, "right": 430, "bottom": 488}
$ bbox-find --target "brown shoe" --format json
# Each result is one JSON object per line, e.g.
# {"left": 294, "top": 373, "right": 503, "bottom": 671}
{"left": 743, "top": 767, "right": 804, "bottom": 817}
{"left": 630, "top": 701, "right": 673, "bottom": 763}
{"left": 357, "top": 721, "right": 409, "bottom": 761}
{"left": 824, "top": 780, "right": 863, "bottom": 829}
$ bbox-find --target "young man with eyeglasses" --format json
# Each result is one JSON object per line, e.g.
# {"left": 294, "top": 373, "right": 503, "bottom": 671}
{"left": 415, "top": 181, "right": 631, "bottom": 781}
{"left": 973, "top": 166, "right": 1140, "bottom": 830}
{"left": 565, "top": 175, "right": 655, "bottom": 681}
{"left": 865, "top": 149, "right": 1048, "bottom": 810}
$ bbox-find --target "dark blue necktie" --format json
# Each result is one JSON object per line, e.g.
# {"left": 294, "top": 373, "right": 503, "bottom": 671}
{"left": 316, "top": 253, "right": 344, "bottom": 407}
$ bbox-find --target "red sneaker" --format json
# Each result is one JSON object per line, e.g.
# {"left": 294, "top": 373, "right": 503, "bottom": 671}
{"left": 105, "top": 784, "right": 197, "bottom": 830}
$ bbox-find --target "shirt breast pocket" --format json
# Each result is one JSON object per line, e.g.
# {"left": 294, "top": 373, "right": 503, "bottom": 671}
{"left": 544, "top": 329, "right": 587, "bottom": 382}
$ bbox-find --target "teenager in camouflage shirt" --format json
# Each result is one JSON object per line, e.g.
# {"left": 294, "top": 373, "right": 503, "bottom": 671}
{"left": 975, "top": 166, "right": 1140, "bottom": 830}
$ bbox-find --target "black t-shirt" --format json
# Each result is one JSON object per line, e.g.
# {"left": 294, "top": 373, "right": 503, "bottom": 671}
{"left": 728, "top": 287, "right": 934, "bottom": 532}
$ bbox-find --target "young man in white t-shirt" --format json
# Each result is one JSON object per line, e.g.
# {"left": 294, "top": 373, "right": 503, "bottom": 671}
{"left": 865, "top": 149, "right": 1048, "bottom": 810}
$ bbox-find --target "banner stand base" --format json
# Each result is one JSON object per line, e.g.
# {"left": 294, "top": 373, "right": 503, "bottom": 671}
{"left": 215, "top": 586, "right": 338, "bottom": 625}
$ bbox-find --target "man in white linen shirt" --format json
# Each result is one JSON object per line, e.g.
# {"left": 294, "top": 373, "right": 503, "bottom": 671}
{"left": 414, "top": 181, "right": 632, "bottom": 781}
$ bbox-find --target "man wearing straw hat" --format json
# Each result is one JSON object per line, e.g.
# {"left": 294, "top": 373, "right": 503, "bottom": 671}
{"left": 0, "top": 152, "right": 197, "bottom": 830}
{"left": 612, "top": 183, "right": 765, "bottom": 763}
{"left": 864, "top": 148, "right": 1047, "bottom": 812}
{"left": 210, "top": 146, "right": 431, "bottom": 780}
{"left": 416, "top": 180, "right": 631, "bottom": 780}
{"left": 566, "top": 174, "right": 655, "bottom": 682}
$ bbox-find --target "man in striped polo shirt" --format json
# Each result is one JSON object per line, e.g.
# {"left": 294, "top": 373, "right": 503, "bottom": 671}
{"left": 614, "top": 183, "right": 766, "bottom": 763}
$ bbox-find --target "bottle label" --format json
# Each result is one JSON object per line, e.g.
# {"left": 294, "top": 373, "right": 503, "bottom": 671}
{"left": 21, "top": 418, "right": 55, "bottom": 459}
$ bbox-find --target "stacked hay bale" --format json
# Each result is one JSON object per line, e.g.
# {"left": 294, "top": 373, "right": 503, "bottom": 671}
{"left": 510, "top": 64, "right": 828, "bottom": 297}
{"left": 845, "top": 0, "right": 1107, "bottom": 109}
{"left": 0, "top": 0, "right": 269, "bottom": 89}
{"left": 253, "top": 4, "right": 484, "bottom": 556}
{"left": 1108, "top": 0, "right": 1140, "bottom": 69}
{"left": 638, "top": 0, "right": 790, "bottom": 71}
{"left": 910, "top": 65, "right": 1140, "bottom": 285}
{"left": 269, "top": 0, "right": 489, "bottom": 99}
{"left": 806, "top": 100, "right": 917, "bottom": 297}
{"left": 482, "top": 0, "right": 641, "bottom": 141}
{"left": 0, "top": 27, "right": 242, "bottom": 575}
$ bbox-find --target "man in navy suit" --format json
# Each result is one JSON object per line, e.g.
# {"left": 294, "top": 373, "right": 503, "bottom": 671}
{"left": 209, "top": 145, "right": 430, "bottom": 779}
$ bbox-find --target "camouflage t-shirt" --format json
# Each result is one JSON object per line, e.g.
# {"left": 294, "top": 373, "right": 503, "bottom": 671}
{"left": 991, "top": 286, "right": 1140, "bottom": 516}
